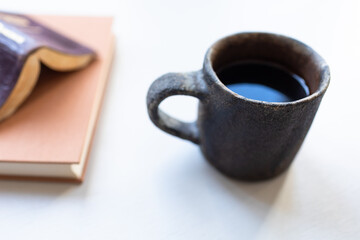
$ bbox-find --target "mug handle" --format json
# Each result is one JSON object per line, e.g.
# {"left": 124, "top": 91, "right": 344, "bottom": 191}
{"left": 146, "top": 71, "right": 208, "bottom": 144}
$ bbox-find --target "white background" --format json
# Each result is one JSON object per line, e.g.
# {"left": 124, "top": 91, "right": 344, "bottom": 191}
{"left": 1, "top": 0, "right": 360, "bottom": 239}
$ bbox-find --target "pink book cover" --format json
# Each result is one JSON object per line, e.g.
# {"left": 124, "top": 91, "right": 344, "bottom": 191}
{"left": 0, "top": 14, "right": 114, "bottom": 182}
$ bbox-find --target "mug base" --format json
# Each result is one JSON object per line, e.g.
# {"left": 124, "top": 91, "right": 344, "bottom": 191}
{"left": 201, "top": 149, "right": 294, "bottom": 182}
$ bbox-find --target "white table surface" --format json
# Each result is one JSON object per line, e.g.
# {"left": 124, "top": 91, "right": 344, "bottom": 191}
{"left": 1, "top": 1, "right": 360, "bottom": 239}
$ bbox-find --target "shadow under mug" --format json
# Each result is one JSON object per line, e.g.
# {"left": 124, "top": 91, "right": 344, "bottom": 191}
{"left": 147, "top": 32, "right": 330, "bottom": 181}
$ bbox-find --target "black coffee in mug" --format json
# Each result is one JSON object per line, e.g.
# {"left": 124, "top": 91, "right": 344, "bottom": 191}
{"left": 217, "top": 61, "right": 310, "bottom": 102}
{"left": 147, "top": 32, "right": 330, "bottom": 181}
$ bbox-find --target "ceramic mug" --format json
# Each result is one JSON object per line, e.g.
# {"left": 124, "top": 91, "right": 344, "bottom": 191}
{"left": 146, "top": 32, "right": 330, "bottom": 181}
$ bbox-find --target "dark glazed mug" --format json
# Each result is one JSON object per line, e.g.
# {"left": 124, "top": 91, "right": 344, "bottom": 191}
{"left": 146, "top": 32, "right": 330, "bottom": 181}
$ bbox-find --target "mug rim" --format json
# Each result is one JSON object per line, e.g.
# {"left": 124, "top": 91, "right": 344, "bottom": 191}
{"left": 203, "top": 32, "right": 330, "bottom": 106}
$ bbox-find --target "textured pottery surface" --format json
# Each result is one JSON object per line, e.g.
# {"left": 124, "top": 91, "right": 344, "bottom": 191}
{"left": 0, "top": 11, "right": 94, "bottom": 108}
{"left": 147, "top": 32, "right": 330, "bottom": 181}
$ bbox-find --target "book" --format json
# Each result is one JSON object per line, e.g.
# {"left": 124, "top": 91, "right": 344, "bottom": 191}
{"left": 0, "top": 11, "right": 96, "bottom": 122}
{"left": 0, "top": 14, "right": 114, "bottom": 182}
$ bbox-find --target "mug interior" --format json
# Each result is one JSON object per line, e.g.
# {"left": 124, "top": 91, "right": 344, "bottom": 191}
{"left": 208, "top": 33, "right": 329, "bottom": 98}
